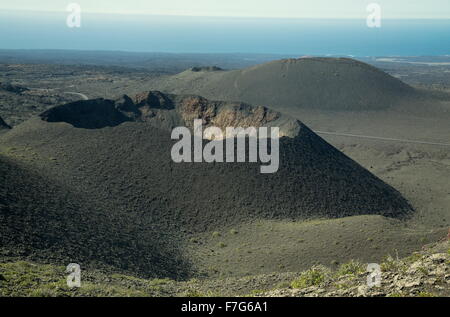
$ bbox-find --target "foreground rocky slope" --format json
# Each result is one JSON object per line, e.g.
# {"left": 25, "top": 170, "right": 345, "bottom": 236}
{"left": 0, "top": 240, "right": 448, "bottom": 297}
{"left": 259, "top": 240, "right": 450, "bottom": 297}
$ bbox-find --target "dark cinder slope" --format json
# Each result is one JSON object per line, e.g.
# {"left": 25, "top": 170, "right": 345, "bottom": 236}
{"left": 0, "top": 91, "right": 412, "bottom": 277}
{"left": 151, "top": 57, "right": 415, "bottom": 111}
{"left": 0, "top": 155, "right": 191, "bottom": 279}
{"left": 3, "top": 91, "right": 411, "bottom": 223}
{"left": 0, "top": 116, "right": 10, "bottom": 130}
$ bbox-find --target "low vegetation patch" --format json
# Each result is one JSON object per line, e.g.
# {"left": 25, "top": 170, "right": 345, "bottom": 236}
{"left": 291, "top": 266, "right": 328, "bottom": 289}
{"left": 335, "top": 260, "right": 364, "bottom": 277}
{"left": 0, "top": 261, "right": 150, "bottom": 297}
{"left": 380, "top": 256, "right": 407, "bottom": 273}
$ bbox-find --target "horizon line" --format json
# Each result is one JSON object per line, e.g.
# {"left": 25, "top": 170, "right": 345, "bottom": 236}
{"left": 0, "top": 48, "right": 448, "bottom": 58}
{"left": 2, "top": 9, "right": 450, "bottom": 20}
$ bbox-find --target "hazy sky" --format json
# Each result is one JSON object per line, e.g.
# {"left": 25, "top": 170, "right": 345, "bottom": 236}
{"left": 1, "top": 0, "right": 450, "bottom": 18}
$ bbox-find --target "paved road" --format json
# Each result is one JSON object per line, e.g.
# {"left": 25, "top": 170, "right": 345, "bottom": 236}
{"left": 314, "top": 131, "right": 450, "bottom": 147}
{"left": 29, "top": 88, "right": 89, "bottom": 100}
{"left": 63, "top": 92, "right": 89, "bottom": 100}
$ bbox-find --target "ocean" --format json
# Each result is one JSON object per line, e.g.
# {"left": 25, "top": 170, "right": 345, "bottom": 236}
{"left": 1, "top": 10, "right": 449, "bottom": 56}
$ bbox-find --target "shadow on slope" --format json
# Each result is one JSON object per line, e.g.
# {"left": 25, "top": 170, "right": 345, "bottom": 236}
{"left": 0, "top": 115, "right": 10, "bottom": 130}
{"left": 40, "top": 99, "right": 131, "bottom": 129}
{"left": 0, "top": 155, "right": 191, "bottom": 279}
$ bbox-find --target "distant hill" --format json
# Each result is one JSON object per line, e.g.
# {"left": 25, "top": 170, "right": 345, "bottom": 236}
{"left": 0, "top": 49, "right": 285, "bottom": 73}
{"left": 0, "top": 91, "right": 412, "bottom": 277}
{"left": 151, "top": 58, "right": 416, "bottom": 111}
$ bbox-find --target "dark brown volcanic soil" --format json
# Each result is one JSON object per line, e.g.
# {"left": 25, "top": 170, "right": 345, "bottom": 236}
{"left": 150, "top": 57, "right": 416, "bottom": 111}
{"left": 0, "top": 91, "right": 413, "bottom": 278}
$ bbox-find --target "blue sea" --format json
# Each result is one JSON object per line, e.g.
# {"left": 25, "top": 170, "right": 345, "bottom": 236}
{"left": 1, "top": 10, "right": 449, "bottom": 56}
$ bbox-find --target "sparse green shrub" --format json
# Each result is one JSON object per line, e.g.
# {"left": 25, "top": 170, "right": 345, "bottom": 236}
{"left": 249, "top": 289, "right": 265, "bottom": 296}
{"left": 218, "top": 242, "right": 227, "bottom": 248}
{"left": 335, "top": 282, "right": 351, "bottom": 290}
{"left": 111, "top": 273, "right": 142, "bottom": 281}
{"left": 291, "top": 267, "right": 327, "bottom": 289}
{"left": 336, "top": 260, "right": 364, "bottom": 276}
{"left": 230, "top": 229, "right": 238, "bottom": 235}
{"left": 380, "top": 256, "right": 407, "bottom": 273}
{"left": 0, "top": 261, "right": 150, "bottom": 297}
{"left": 148, "top": 278, "right": 172, "bottom": 286}
{"left": 212, "top": 231, "right": 221, "bottom": 238}
{"left": 183, "top": 289, "right": 215, "bottom": 297}
{"left": 417, "top": 292, "right": 436, "bottom": 297}
{"left": 183, "top": 290, "right": 202, "bottom": 297}
{"left": 274, "top": 281, "right": 290, "bottom": 289}
{"left": 418, "top": 266, "right": 428, "bottom": 275}
{"left": 405, "top": 252, "right": 422, "bottom": 264}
